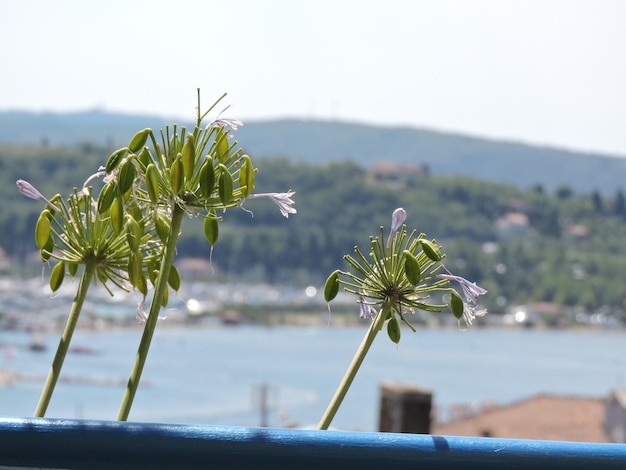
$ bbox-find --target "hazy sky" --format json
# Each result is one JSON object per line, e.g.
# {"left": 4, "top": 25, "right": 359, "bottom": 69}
{"left": 2, "top": 0, "right": 625, "bottom": 155}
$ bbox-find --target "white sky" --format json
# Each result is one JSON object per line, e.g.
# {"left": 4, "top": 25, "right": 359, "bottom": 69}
{"left": 1, "top": 0, "right": 625, "bottom": 155}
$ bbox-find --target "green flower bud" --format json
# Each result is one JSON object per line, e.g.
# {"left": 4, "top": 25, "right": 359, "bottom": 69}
{"left": 145, "top": 164, "right": 160, "bottom": 205}
{"left": 97, "top": 182, "right": 117, "bottom": 214}
{"left": 35, "top": 210, "right": 52, "bottom": 250}
{"left": 118, "top": 157, "right": 137, "bottom": 194}
{"left": 387, "top": 316, "right": 401, "bottom": 344}
{"left": 128, "top": 128, "right": 151, "bottom": 153}
{"left": 168, "top": 265, "right": 181, "bottom": 292}
{"left": 50, "top": 261, "right": 65, "bottom": 292}
{"left": 403, "top": 250, "right": 421, "bottom": 286}
{"left": 199, "top": 157, "right": 215, "bottom": 198}
{"left": 105, "top": 147, "right": 129, "bottom": 174}
{"left": 239, "top": 155, "right": 255, "bottom": 198}
{"left": 49, "top": 260, "right": 65, "bottom": 292}
{"left": 125, "top": 214, "right": 143, "bottom": 252}
{"left": 218, "top": 164, "right": 233, "bottom": 205}
{"left": 155, "top": 213, "right": 171, "bottom": 243}
{"left": 126, "top": 200, "right": 144, "bottom": 230}
{"left": 450, "top": 291, "right": 464, "bottom": 319}
{"left": 324, "top": 270, "right": 340, "bottom": 302}
{"left": 215, "top": 128, "right": 229, "bottom": 163}
{"left": 128, "top": 251, "right": 147, "bottom": 296}
{"left": 181, "top": 133, "right": 196, "bottom": 181}
{"left": 170, "top": 156, "right": 184, "bottom": 195}
{"left": 108, "top": 195, "right": 123, "bottom": 235}
{"left": 421, "top": 239, "right": 441, "bottom": 262}
{"left": 203, "top": 214, "right": 219, "bottom": 245}
{"left": 67, "top": 262, "right": 78, "bottom": 277}
{"left": 137, "top": 146, "right": 152, "bottom": 168}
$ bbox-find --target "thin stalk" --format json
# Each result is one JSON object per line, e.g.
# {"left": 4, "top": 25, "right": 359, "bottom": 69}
{"left": 34, "top": 259, "right": 97, "bottom": 417}
{"left": 116, "top": 204, "right": 185, "bottom": 421}
{"left": 317, "top": 298, "right": 394, "bottom": 430}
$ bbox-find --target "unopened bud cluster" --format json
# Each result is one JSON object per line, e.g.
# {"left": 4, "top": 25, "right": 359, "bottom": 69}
{"left": 324, "top": 208, "right": 487, "bottom": 342}
{"left": 17, "top": 93, "right": 294, "bottom": 309}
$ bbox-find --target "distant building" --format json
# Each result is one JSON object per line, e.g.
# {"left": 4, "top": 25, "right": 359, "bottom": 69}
{"left": 563, "top": 223, "right": 590, "bottom": 244}
{"left": 494, "top": 212, "right": 530, "bottom": 238}
{"left": 432, "top": 391, "right": 626, "bottom": 443}
{"left": 368, "top": 162, "right": 429, "bottom": 189}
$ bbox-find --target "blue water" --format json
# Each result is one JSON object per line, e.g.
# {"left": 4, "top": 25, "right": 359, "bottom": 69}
{"left": 0, "top": 326, "right": 624, "bottom": 431}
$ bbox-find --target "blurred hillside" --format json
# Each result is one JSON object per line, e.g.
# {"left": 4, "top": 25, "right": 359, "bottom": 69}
{"left": 1, "top": 110, "right": 625, "bottom": 194}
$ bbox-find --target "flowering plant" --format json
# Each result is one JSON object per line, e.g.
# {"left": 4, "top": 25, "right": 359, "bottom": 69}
{"left": 16, "top": 92, "right": 483, "bottom": 430}
{"left": 15, "top": 181, "right": 162, "bottom": 416}
{"left": 318, "top": 208, "right": 486, "bottom": 429}
{"left": 17, "top": 91, "right": 296, "bottom": 421}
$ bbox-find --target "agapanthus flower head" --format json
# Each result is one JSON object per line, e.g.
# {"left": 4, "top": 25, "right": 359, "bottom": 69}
{"left": 247, "top": 191, "right": 297, "bottom": 218}
{"left": 324, "top": 208, "right": 488, "bottom": 342}
{"left": 31, "top": 186, "right": 162, "bottom": 296}
{"left": 324, "top": 209, "right": 450, "bottom": 341}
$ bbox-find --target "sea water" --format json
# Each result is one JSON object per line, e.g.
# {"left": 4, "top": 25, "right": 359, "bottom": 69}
{"left": 0, "top": 325, "right": 624, "bottom": 431}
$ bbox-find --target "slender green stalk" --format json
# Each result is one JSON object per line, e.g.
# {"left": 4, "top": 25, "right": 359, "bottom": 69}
{"left": 317, "top": 299, "right": 394, "bottom": 430}
{"left": 116, "top": 204, "right": 184, "bottom": 421}
{"left": 34, "top": 259, "right": 97, "bottom": 417}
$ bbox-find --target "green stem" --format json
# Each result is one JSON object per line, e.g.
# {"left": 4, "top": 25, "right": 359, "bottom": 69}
{"left": 34, "top": 260, "right": 97, "bottom": 417}
{"left": 116, "top": 204, "right": 185, "bottom": 421}
{"left": 317, "top": 298, "right": 394, "bottom": 430}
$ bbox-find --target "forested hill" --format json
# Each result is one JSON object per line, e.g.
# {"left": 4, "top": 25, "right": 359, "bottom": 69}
{"left": 235, "top": 120, "right": 626, "bottom": 194}
{"left": 0, "top": 110, "right": 625, "bottom": 194}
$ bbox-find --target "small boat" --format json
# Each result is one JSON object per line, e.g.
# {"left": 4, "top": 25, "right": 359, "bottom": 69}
{"left": 69, "top": 345, "right": 99, "bottom": 355}
{"left": 29, "top": 333, "right": 46, "bottom": 352}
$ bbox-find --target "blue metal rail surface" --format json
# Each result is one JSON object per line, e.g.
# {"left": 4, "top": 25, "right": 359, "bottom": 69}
{"left": 0, "top": 417, "right": 625, "bottom": 469}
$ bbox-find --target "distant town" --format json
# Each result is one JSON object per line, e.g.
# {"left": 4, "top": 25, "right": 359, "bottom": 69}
{"left": 0, "top": 256, "right": 623, "bottom": 335}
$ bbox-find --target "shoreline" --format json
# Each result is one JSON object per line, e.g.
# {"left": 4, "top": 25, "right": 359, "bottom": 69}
{"left": 8, "top": 316, "right": 624, "bottom": 335}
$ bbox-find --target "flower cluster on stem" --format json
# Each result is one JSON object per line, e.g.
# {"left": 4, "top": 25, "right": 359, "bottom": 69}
{"left": 16, "top": 89, "right": 296, "bottom": 421}
{"left": 319, "top": 207, "right": 486, "bottom": 430}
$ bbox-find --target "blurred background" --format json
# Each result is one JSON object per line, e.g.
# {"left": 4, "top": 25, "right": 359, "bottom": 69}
{"left": 1, "top": 0, "right": 626, "bottom": 442}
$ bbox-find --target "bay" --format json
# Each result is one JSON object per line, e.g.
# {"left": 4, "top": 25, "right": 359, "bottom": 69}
{"left": 0, "top": 325, "right": 624, "bottom": 431}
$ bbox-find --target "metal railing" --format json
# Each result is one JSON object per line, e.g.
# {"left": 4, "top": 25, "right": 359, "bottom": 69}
{"left": 0, "top": 417, "right": 625, "bottom": 469}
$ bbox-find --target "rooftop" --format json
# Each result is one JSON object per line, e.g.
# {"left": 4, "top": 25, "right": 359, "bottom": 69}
{"left": 433, "top": 393, "right": 608, "bottom": 442}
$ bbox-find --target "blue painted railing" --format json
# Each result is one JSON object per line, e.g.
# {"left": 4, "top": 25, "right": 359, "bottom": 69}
{"left": 0, "top": 418, "right": 625, "bottom": 469}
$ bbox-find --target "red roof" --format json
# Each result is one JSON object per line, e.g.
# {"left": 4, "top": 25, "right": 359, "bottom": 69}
{"left": 433, "top": 394, "right": 608, "bottom": 442}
